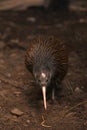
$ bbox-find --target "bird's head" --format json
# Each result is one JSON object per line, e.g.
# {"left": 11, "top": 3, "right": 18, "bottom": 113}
{"left": 33, "top": 65, "right": 52, "bottom": 87}
{"left": 33, "top": 65, "right": 52, "bottom": 110}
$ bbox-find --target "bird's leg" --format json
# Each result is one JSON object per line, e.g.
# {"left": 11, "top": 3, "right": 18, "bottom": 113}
{"left": 52, "top": 88, "right": 55, "bottom": 101}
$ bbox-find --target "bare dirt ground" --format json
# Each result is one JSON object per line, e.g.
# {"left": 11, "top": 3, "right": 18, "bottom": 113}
{"left": 0, "top": 7, "right": 87, "bottom": 130}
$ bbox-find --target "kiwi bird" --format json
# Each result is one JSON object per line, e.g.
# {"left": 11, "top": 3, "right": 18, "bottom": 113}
{"left": 25, "top": 36, "right": 68, "bottom": 110}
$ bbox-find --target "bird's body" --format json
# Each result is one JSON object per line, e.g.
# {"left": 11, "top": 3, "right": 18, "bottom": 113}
{"left": 25, "top": 36, "right": 68, "bottom": 109}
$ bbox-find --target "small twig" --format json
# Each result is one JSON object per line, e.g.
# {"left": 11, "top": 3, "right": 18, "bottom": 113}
{"left": 41, "top": 115, "right": 51, "bottom": 128}
{"left": 63, "top": 100, "right": 87, "bottom": 119}
{"left": 65, "top": 79, "right": 74, "bottom": 93}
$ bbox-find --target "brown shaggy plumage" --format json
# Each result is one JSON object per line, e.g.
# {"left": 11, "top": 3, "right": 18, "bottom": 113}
{"left": 25, "top": 36, "right": 68, "bottom": 103}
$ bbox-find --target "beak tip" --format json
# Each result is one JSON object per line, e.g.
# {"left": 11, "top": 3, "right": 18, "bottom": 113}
{"left": 44, "top": 104, "right": 47, "bottom": 110}
{"left": 45, "top": 107, "right": 47, "bottom": 110}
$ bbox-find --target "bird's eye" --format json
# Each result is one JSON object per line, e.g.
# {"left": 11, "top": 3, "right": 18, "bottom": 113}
{"left": 46, "top": 79, "right": 48, "bottom": 83}
{"left": 38, "top": 79, "right": 40, "bottom": 82}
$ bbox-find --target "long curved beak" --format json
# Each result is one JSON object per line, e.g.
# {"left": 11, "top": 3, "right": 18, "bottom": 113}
{"left": 42, "top": 86, "right": 47, "bottom": 110}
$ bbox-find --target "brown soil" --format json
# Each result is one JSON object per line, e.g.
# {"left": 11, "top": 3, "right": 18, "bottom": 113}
{"left": 0, "top": 8, "right": 87, "bottom": 130}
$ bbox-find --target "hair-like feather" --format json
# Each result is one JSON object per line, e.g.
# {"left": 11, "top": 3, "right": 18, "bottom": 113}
{"left": 25, "top": 36, "right": 68, "bottom": 82}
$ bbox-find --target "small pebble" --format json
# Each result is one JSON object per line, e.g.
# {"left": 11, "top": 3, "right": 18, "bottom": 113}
{"left": 75, "top": 87, "right": 82, "bottom": 93}
{"left": 79, "top": 18, "right": 87, "bottom": 23}
{"left": 10, "top": 39, "right": 19, "bottom": 43}
{"left": 7, "top": 73, "right": 11, "bottom": 78}
{"left": 81, "top": 86, "right": 84, "bottom": 89}
{"left": 26, "top": 120, "right": 30, "bottom": 123}
{"left": 14, "top": 91, "right": 22, "bottom": 97}
{"left": 12, "top": 115, "right": 19, "bottom": 122}
{"left": 11, "top": 108, "right": 24, "bottom": 116}
{"left": 10, "top": 53, "right": 17, "bottom": 57}
{"left": 27, "top": 17, "right": 36, "bottom": 23}
{"left": 67, "top": 72, "right": 71, "bottom": 76}
{"left": 84, "top": 121, "right": 87, "bottom": 126}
